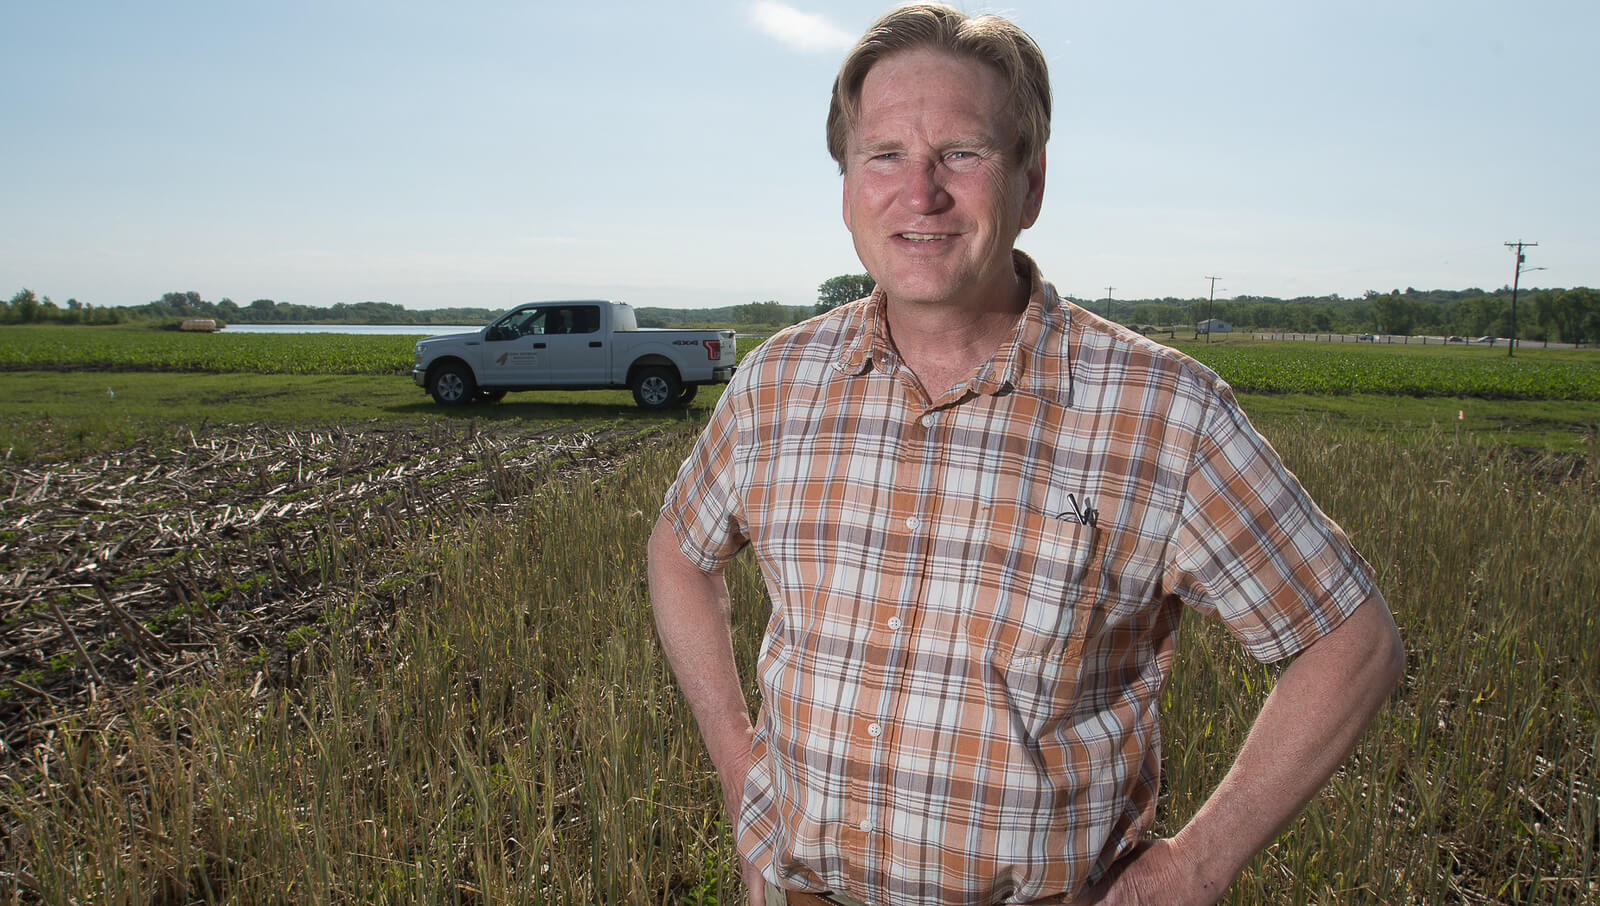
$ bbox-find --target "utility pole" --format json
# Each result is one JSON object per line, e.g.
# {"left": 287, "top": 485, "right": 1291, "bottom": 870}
{"left": 1204, "top": 275, "right": 1221, "bottom": 343}
{"left": 1104, "top": 285, "right": 1115, "bottom": 321}
{"left": 1504, "top": 240, "right": 1538, "bottom": 358}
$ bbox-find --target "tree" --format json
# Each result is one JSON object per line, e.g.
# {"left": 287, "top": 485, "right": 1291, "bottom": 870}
{"left": 8, "top": 288, "right": 40, "bottom": 323}
{"left": 1547, "top": 287, "right": 1600, "bottom": 345}
{"left": 732, "top": 300, "right": 789, "bottom": 326}
{"left": 815, "top": 273, "right": 875, "bottom": 314}
{"left": 1371, "top": 293, "right": 1416, "bottom": 335}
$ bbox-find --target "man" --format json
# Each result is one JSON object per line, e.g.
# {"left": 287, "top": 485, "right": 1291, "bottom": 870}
{"left": 649, "top": 5, "right": 1403, "bottom": 904}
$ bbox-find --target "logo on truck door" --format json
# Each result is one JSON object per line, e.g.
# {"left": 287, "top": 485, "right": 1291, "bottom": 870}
{"left": 494, "top": 352, "right": 538, "bottom": 366}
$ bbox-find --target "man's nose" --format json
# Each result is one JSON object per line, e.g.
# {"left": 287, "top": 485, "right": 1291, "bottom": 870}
{"left": 902, "top": 159, "right": 951, "bottom": 213}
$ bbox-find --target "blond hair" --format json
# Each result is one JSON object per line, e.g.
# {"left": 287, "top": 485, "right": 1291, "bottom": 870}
{"left": 826, "top": 3, "right": 1052, "bottom": 173}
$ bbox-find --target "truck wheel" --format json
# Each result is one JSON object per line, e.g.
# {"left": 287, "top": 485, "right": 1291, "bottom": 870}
{"left": 675, "top": 384, "right": 698, "bottom": 407}
{"left": 631, "top": 367, "right": 681, "bottom": 410}
{"left": 429, "top": 363, "right": 477, "bottom": 406}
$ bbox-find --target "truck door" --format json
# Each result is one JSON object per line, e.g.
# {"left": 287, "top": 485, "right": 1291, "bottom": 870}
{"left": 480, "top": 306, "right": 548, "bottom": 386}
{"left": 534, "top": 304, "right": 606, "bottom": 385}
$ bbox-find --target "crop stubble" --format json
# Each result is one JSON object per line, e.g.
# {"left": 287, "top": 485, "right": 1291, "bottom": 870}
{"left": 0, "top": 420, "right": 650, "bottom": 770}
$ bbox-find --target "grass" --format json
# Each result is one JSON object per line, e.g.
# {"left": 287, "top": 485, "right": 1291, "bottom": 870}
{"left": 1158, "top": 421, "right": 1599, "bottom": 903}
{"left": 3, "top": 414, "right": 1596, "bottom": 903}
{"left": 0, "top": 324, "right": 420, "bottom": 375}
{"left": 0, "top": 372, "right": 715, "bottom": 462}
{"left": 4, "top": 371, "right": 1596, "bottom": 464}
{"left": 0, "top": 325, "right": 769, "bottom": 378}
{"left": 2, "top": 330, "right": 1597, "bottom": 902}
{"left": 1234, "top": 393, "right": 1600, "bottom": 453}
{"left": 8, "top": 326, "right": 1600, "bottom": 399}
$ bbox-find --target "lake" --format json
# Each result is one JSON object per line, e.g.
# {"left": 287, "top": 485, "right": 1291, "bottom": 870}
{"left": 222, "top": 324, "right": 480, "bottom": 336}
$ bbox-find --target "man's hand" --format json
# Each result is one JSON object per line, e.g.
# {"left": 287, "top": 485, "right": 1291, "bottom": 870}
{"left": 744, "top": 860, "right": 770, "bottom": 906}
{"left": 1065, "top": 839, "right": 1215, "bottom": 906}
{"left": 1065, "top": 595, "right": 1402, "bottom": 906}
{"left": 712, "top": 727, "right": 768, "bottom": 906}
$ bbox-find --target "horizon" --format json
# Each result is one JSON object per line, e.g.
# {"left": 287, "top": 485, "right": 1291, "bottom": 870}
{"left": 3, "top": 2, "right": 1595, "bottom": 311}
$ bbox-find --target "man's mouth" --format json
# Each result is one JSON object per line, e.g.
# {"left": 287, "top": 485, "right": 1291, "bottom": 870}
{"left": 897, "top": 232, "right": 950, "bottom": 242}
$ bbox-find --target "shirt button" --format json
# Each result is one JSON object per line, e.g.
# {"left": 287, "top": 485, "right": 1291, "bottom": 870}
{"left": 904, "top": 515, "right": 921, "bottom": 531}
{"left": 867, "top": 722, "right": 883, "bottom": 738}
{"left": 887, "top": 616, "right": 902, "bottom": 631}
{"left": 859, "top": 818, "right": 874, "bottom": 833}
{"left": 920, "top": 413, "right": 936, "bottom": 428}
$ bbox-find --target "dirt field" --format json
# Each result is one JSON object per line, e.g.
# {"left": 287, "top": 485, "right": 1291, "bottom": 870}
{"left": 0, "top": 419, "right": 649, "bottom": 768}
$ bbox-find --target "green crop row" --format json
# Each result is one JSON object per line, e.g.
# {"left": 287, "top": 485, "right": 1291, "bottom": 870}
{"left": 0, "top": 326, "right": 417, "bottom": 375}
{"left": 4, "top": 326, "right": 1597, "bottom": 400}
{"left": 1179, "top": 343, "right": 1600, "bottom": 400}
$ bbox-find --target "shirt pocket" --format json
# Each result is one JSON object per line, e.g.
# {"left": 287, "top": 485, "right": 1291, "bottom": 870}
{"left": 967, "top": 485, "right": 1098, "bottom": 743}
{"left": 968, "top": 486, "right": 1097, "bottom": 655}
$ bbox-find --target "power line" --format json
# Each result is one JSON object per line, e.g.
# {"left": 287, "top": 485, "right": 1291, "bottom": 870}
{"left": 1204, "top": 275, "right": 1221, "bottom": 344}
{"left": 1504, "top": 241, "right": 1538, "bottom": 358}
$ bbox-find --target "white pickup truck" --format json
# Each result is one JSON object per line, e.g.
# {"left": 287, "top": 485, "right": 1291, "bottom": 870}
{"left": 411, "top": 300, "right": 736, "bottom": 410}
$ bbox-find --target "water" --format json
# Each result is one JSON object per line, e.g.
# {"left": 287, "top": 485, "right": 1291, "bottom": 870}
{"left": 222, "top": 323, "right": 481, "bottom": 336}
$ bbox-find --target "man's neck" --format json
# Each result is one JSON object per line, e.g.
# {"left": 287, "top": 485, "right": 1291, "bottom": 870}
{"left": 883, "top": 268, "right": 1030, "bottom": 400}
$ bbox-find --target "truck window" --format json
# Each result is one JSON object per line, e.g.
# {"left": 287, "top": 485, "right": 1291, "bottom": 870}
{"left": 490, "top": 309, "right": 541, "bottom": 340}
{"left": 571, "top": 306, "right": 600, "bottom": 334}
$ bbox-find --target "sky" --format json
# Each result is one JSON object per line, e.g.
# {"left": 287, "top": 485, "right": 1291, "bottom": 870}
{"left": 3, "top": 1, "right": 1596, "bottom": 312}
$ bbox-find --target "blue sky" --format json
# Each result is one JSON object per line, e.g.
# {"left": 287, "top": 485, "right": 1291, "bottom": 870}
{"left": 3, "top": 1, "right": 1595, "bottom": 311}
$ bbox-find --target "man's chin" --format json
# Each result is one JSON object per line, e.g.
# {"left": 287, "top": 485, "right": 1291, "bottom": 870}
{"left": 876, "top": 270, "right": 993, "bottom": 310}
{"left": 878, "top": 285, "right": 962, "bottom": 309}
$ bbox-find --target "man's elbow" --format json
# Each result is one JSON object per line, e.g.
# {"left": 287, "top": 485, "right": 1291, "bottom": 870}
{"left": 647, "top": 513, "right": 673, "bottom": 563}
{"left": 1356, "top": 593, "right": 1405, "bottom": 698}
{"left": 1376, "top": 607, "right": 1405, "bottom": 695}
{"left": 648, "top": 513, "right": 696, "bottom": 581}
{"left": 647, "top": 515, "right": 719, "bottom": 614}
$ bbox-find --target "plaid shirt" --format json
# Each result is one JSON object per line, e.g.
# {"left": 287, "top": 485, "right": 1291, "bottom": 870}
{"left": 661, "top": 253, "right": 1377, "bottom": 905}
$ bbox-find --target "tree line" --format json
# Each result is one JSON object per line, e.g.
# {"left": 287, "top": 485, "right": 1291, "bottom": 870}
{"left": 8, "top": 282, "right": 1598, "bottom": 345}
{"left": 2, "top": 290, "right": 497, "bottom": 327}
{"left": 1114, "top": 286, "right": 1600, "bottom": 344}
{"left": 804, "top": 276, "right": 1600, "bottom": 345}
{"left": 3, "top": 289, "right": 124, "bottom": 325}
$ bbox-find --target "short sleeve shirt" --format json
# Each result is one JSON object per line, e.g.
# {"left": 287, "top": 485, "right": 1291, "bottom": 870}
{"left": 659, "top": 252, "right": 1378, "bottom": 906}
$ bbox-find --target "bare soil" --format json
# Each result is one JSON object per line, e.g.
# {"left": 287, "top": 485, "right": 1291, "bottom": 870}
{"left": 0, "top": 419, "right": 647, "bottom": 769}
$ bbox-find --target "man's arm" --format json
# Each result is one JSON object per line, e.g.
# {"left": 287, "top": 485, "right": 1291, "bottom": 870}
{"left": 647, "top": 513, "right": 767, "bottom": 903}
{"left": 1075, "top": 593, "right": 1404, "bottom": 906}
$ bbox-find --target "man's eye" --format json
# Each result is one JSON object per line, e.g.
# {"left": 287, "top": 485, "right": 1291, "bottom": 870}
{"left": 944, "top": 150, "right": 984, "bottom": 170}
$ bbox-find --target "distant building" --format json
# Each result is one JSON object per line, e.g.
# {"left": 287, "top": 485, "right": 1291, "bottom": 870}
{"left": 1198, "top": 318, "right": 1233, "bottom": 334}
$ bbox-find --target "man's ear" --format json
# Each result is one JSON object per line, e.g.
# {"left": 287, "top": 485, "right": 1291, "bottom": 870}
{"left": 1018, "top": 149, "right": 1046, "bottom": 230}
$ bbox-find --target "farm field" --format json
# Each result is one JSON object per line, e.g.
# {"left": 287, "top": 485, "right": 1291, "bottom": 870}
{"left": 3, "top": 326, "right": 1598, "bottom": 459}
{"left": 0, "top": 328, "right": 1596, "bottom": 903}
{"left": 1176, "top": 339, "right": 1600, "bottom": 400}
{"left": 0, "top": 325, "right": 420, "bottom": 375}
{"left": 7, "top": 324, "right": 1600, "bottom": 401}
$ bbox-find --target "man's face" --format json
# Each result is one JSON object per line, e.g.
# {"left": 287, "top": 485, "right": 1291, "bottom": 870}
{"left": 842, "top": 48, "right": 1045, "bottom": 311}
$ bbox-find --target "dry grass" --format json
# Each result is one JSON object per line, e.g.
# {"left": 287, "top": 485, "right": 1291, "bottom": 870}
{"left": 1161, "top": 426, "right": 1598, "bottom": 903}
{"left": 0, "top": 420, "right": 651, "bottom": 769}
{"left": 0, "top": 418, "right": 1594, "bottom": 904}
